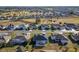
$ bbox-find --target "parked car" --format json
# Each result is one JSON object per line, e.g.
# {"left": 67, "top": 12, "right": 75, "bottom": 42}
{"left": 32, "top": 34, "right": 48, "bottom": 48}
{"left": 50, "top": 34, "right": 68, "bottom": 46}
{"left": 8, "top": 36, "right": 27, "bottom": 46}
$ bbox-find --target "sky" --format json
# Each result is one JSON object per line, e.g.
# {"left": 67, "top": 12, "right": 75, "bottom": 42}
{"left": 0, "top": 0, "right": 79, "bottom": 6}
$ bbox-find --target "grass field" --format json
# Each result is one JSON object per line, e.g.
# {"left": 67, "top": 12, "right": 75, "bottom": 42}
{"left": 0, "top": 17, "right": 79, "bottom": 25}
{"left": 39, "top": 17, "right": 79, "bottom": 24}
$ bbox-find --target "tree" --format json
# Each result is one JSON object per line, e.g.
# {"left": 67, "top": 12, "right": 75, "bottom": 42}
{"left": 35, "top": 15, "right": 40, "bottom": 24}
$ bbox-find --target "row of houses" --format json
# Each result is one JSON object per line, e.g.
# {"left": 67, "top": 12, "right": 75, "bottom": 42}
{"left": 1, "top": 7, "right": 79, "bottom": 21}
{"left": 0, "top": 23, "right": 79, "bottom": 31}
{"left": 0, "top": 32, "right": 79, "bottom": 48}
